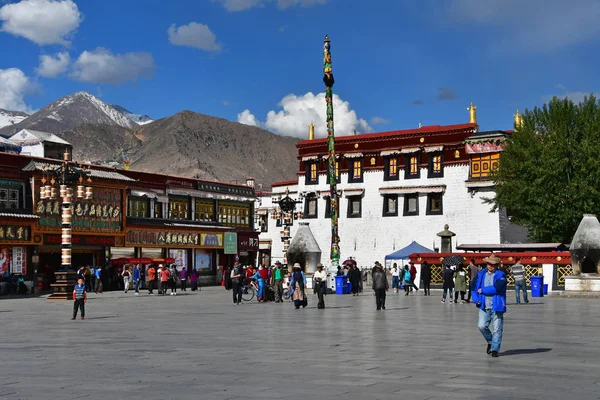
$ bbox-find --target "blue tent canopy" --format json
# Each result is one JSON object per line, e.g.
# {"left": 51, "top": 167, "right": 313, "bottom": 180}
{"left": 385, "top": 241, "right": 435, "bottom": 262}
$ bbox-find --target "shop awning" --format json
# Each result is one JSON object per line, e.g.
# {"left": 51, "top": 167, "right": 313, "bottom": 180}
{"left": 109, "top": 257, "right": 175, "bottom": 266}
{"left": 130, "top": 189, "right": 169, "bottom": 202}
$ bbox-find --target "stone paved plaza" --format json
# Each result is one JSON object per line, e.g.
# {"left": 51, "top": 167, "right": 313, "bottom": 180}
{"left": 1, "top": 287, "right": 600, "bottom": 400}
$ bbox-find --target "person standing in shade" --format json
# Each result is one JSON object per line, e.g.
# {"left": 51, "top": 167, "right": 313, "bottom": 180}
{"left": 71, "top": 278, "right": 87, "bottom": 320}
{"left": 189, "top": 269, "right": 198, "bottom": 291}
{"left": 467, "top": 259, "right": 479, "bottom": 303}
{"left": 147, "top": 264, "right": 156, "bottom": 295}
{"left": 372, "top": 261, "right": 388, "bottom": 310}
{"left": 132, "top": 264, "right": 141, "bottom": 296}
{"left": 230, "top": 262, "right": 243, "bottom": 305}
{"left": 122, "top": 267, "right": 131, "bottom": 294}
{"left": 512, "top": 257, "right": 528, "bottom": 305}
{"left": 474, "top": 254, "right": 507, "bottom": 358}
{"left": 313, "top": 263, "right": 327, "bottom": 309}
{"left": 271, "top": 261, "right": 284, "bottom": 303}
{"left": 420, "top": 261, "right": 431, "bottom": 296}
{"left": 454, "top": 264, "right": 467, "bottom": 303}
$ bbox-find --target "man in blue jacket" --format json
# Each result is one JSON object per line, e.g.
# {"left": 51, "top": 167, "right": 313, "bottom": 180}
{"left": 474, "top": 254, "right": 507, "bottom": 358}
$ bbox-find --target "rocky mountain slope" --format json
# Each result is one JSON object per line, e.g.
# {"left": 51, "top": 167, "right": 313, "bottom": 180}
{"left": 111, "top": 104, "right": 153, "bottom": 125}
{"left": 0, "top": 108, "right": 29, "bottom": 129}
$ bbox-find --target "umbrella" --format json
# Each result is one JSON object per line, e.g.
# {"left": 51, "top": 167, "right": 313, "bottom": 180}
{"left": 442, "top": 255, "right": 465, "bottom": 267}
{"left": 342, "top": 258, "right": 357, "bottom": 266}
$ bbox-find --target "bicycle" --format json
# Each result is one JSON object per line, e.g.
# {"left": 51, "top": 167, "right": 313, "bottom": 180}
{"left": 241, "top": 281, "right": 257, "bottom": 302}
{"left": 283, "top": 287, "right": 291, "bottom": 300}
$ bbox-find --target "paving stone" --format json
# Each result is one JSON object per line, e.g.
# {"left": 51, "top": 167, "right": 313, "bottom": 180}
{"left": 1, "top": 288, "right": 600, "bottom": 399}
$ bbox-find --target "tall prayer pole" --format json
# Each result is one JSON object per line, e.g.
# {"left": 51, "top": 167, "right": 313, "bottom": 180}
{"left": 323, "top": 35, "right": 340, "bottom": 266}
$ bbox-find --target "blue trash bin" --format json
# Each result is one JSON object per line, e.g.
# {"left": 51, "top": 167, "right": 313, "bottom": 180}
{"left": 543, "top": 284, "right": 548, "bottom": 295}
{"left": 530, "top": 275, "right": 544, "bottom": 297}
{"left": 335, "top": 276, "right": 345, "bottom": 295}
{"left": 346, "top": 281, "right": 352, "bottom": 294}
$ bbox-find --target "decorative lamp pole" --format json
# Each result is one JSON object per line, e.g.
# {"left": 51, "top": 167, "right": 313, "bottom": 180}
{"left": 277, "top": 188, "right": 302, "bottom": 268}
{"left": 323, "top": 35, "right": 340, "bottom": 267}
{"left": 40, "top": 148, "right": 93, "bottom": 271}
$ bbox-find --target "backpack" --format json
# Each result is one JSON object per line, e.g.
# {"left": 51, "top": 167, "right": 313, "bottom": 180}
{"left": 225, "top": 269, "right": 232, "bottom": 290}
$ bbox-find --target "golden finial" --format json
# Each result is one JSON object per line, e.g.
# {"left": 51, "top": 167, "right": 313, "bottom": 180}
{"left": 324, "top": 35, "right": 330, "bottom": 43}
{"left": 467, "top": 102, "right": 477, "bottom": 124}
{"left": 308, "top": 122, "right": 315, "bottom": 140}
{"left": 514, "top": 109, "right": 524, "bottom": 130}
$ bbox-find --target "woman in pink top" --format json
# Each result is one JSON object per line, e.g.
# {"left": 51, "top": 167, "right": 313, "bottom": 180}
{"left": 159, "top": 265, "right": 170, "bottom": 295}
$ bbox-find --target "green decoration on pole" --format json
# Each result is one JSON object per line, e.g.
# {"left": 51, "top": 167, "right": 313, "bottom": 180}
{"left": 323, "top": 35, "right": 340, "bottom": 266}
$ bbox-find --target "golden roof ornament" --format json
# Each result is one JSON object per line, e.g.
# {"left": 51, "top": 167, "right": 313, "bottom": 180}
{"left": 514, "top": 109, "right": 524, "bottom": 130}
{"left": 308, "top": 122, "right": 315, "bottom": 141}
{"left": 467, "top": 102, "right": 477, "bottom": 124}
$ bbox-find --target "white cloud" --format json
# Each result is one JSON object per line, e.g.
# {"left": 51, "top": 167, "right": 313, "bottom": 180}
{"left": 238, "top": 92, "right": 372, "bottom": 138}
{"left": 0, "top": 67, "right": 34, "bottom": 112}
{"left": 439, "top": 0, "right": 600, "bottom": 51}
{"left": 0, "top": 0, "right": 82, "bottom": 46}
{"left": 36, "top": 51, "right": 70, "bottom": 77}
{"left": 70, "top": 48, "right": 155, "bottom": 84}
{"left": 168, "top": 22, "right": 220, "bottom": 52}
{"left": 217, "top": 0, "right": 326, "bottom": 12}
{"left": 370, "top": 116, "right": 389, "bottom": 125}
{"left": 237, "top": 109, "right": 260, "bottom": 127}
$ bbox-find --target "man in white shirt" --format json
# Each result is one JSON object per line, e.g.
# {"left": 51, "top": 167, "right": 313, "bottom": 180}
{"left": 313, "top": 263, "right": 327, "bottom": 309}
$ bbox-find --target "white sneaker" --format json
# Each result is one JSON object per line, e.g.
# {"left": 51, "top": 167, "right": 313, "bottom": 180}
{"left": 174, "top": 293, "right": 177, "bottom": 296}
{"left": 170, "top": 292, "right": 174, "bottom": 296}
{"left": 135, "top": 293, "right": 139, "bottom": 296}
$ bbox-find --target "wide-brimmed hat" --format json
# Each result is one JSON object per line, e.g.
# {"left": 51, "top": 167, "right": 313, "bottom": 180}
{"left": 317, "top": 263, "right": 323, "bottom": 268}
{"left": 483, "top": 254, "right": 501, "bottom": 265}
{"left": 293, "top": 263, "right": 302, "bottom": 269}
{"left": 275, "top": 261, "right": 282, "bottom": 265}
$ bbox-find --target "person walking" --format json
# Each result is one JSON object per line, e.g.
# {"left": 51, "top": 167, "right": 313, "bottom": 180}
{"left": 132, "top": 264, "right": 141, "bottom": 296}
{"left": 372, "top": 261, "right": 388, "bottom": 310}
{"left": 169, "top": 265, "right": 178, "bottom": 295}
{"left": 271, "top": 261, "right": 284, "bottom": 303}
{"left": 190, "top": 269, "right": 198, "bottom": 291}
{"left": 454, "top": 265, "right": 467, "bottom": 303}
{"left": 467, "top": 259, "right": 479, "bottom": 303}
{"left": 409, "top": 262, "right": 419, "bottom": 292}
{"left": 251, "top": 266, "right": 266, "bottom": 302}
{"left": 391, "top": 264, "right": 400, "bottom": 293}
{"left": 147, "top": 264, "right": 156, "bottom": 295}
{"left": 441, "top": 265, "right": 454, "bottom": 303}
{"left": 474, "top": 254, "right": 507, "bottom": 358}
{"left": 402, "top": 265, "right": 412, "bottom": 296}
{"left": 511, "top": 257, "right": 528, "bottom": 304}
{"left": 179, "top": 267, "right": 188, "bottom": 291}
{"left": 313, "top": 263, "right": 327, "bottom": 309}
{"left": 349, "top": 265, "right": 361, "bottom": 296}
{"left": 420, "top": 261, "right": 431, "bottom": 296}
{"left": 122, "top": 267, "right": 131, "bottom": 294}
{"left": 71, "top": 278, "right": 87, "bottom": 320}
{"left": 159, "top": 265, "right": 170, "bottom": 295}
{"left": 94, "top": 267, "right": 102, "bottom": 293}
{"left": 230, "top": 262, "right": 243, "bottom": 305}
{"left": 290, "top": 263, "right": 307, "bottom": 309}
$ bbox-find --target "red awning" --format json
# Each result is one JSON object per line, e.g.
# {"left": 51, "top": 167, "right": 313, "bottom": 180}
{"left": 109, "top": 257, "right": 175, "bottom": 266}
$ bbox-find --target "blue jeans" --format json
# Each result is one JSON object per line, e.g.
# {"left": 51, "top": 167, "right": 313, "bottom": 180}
{"left": 478, "top": 308, "right": 504, "bottom": 352}
{"left": 392, "top": 276, "right": 399, "bottom": 289}
{"left": 443, "top": 288, "right": 453, "bottom": 299}
{"left": 514, "top": 280, "right": 528, "bottom": 304}
{"left": 257, "top": 279, "right": 265, "bottom": 300}
{"left": 133, "top": 280, "right": 140, "bottom": 293}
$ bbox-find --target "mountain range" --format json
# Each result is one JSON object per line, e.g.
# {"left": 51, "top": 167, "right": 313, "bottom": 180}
{"left": 0, "top": 92, "right": 300, "bottom": 187}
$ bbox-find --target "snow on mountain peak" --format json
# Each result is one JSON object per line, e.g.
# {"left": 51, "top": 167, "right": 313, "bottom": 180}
{"left": 0, "top": 108, "right": 29, "bottom": 129}
{"left": 111, "top": 104, "right": 154, "bottom": 125}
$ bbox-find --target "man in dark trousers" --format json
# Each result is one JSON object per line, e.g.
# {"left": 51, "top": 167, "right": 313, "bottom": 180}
{"left": 420, "top": 261, "right": 431, "bottom": 296}
{"left": 372, "top": 261, "right": 389, "bottom": 310}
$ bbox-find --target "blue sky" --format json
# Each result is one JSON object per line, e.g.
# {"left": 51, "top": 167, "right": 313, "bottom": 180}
{"left": 0, "top": 0, "right": 599, "bottom": 138}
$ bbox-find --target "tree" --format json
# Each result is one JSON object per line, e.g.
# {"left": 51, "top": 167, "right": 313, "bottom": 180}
{"left": 489, "top": 95, "right": 600, "bottom": 243}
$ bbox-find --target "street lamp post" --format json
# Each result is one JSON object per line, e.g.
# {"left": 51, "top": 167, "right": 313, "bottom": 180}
{"left": 40, "top": 148, "right": 93, "bottom": 273}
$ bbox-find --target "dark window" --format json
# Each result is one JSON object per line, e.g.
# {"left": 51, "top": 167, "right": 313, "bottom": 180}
{"left": 0, "top": 187, "right": 20, "bottom": 210}
{"left": 324, "top": 196, "right": 331, "bottom": 218}
{"left": 305, "top": 161, "right": 319, "bottom": 185}
{"left": 382, "top": 194, "right": 398, "bottom": 216}
{"left": 347, "top": 195, "right": 362, "bottom": 218}
{"left": 304, "top": 195, "right": 318, "bottom": 219}
{"left": 384, "top": 157, "right": 399, "bottom": 181}
{"left": 154, "top": 202, "right": 163, "bottom": 219}
{"left": 348, "top": 159, "right": 363, "bottom": 183}
{"left": 405, "top": 154, "right": 421, "bottom": 179}
{"left": 169, "top": 197, "right": 189, "bottom": 220}
{"left": 403, "top": 194, "right": 419, "bottom": 216}
{"left": 428, "top": 153, "right": 444, "bottom": 178}
{"left": 128, "top": 196, "right": 150, "bottom": 218}
{"left": 426, "top": 193, "right": 443, "bottom": 215}
{"left": 276, "top": 213, "right": 282, "bottom": 227}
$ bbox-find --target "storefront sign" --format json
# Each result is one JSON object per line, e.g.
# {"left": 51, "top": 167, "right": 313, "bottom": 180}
{"left": 44, "top": 234, "right": 116, "bottom": 246}
{"left": 238, "top": 232, "right": 259, "bottom": 251}
{"left": 0, "top": 225, "right": 30, "bottom": 242}
{"left": 224, "top": 232, "right": 237, "bottom": 254}
{"left": 194, "top": 249, "right": 212, "bottom": 271}
{"left": 36, "top": 187, "right": 122, "bottom": 233}
{"left": 0, "top": 248, "right": 9, "bottom": 274}
{"left": 169, "top": 249, "right": 188, "bottom": 271}
{"left": 126, "top": 230, "right": 223, "bottom": 248}
{"left": 11, "top": 247, "right": 26, "bottom": 275}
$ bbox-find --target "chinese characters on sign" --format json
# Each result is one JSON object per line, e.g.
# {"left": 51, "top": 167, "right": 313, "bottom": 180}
{"left": 0, "top": 226, "right": 30, "bottom": 242}
{"left": 224, "top": 232, "right": 237, "bottom": 254}
{"left": 126, "top": 230, "right": 223, "bottom": 248}
{"left": 10, "top": 247, "right": 26, "bottom": 275}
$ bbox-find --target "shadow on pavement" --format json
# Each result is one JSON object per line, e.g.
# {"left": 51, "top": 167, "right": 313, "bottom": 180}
{"left": 502, "top": 348, "right": 552, "bottom": 356}
{"left": 84, "top": 316, "right": 118, "bottom": 320}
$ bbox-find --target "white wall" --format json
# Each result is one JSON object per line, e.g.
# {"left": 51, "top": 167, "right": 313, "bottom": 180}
{"left": 258, "top": 163, "right": 501, "bottom": 268}
{"left": 18, "top": 143, "right": 44, "bottom": 158}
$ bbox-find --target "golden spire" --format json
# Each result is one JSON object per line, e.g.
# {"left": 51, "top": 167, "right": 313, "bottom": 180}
{"left": 514, "top": 109, "right": 524, "bottom": 130}
{"left": 467, "top": 102, "right": 477, "bottom": 124}
{"left": 308, "top": 122, "right": 315, "bottom": 140}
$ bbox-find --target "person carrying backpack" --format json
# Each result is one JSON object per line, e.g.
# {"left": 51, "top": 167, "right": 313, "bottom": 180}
{"left": 403, "top": 265, "right": 412, "bottom": 296}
